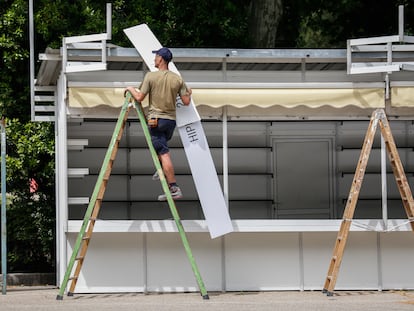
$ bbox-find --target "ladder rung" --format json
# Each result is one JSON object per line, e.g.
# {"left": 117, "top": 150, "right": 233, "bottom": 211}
{"left": 75, "top": 256, "right": 84, "bottom": 261}
{"left": 82, "top": 236, "right": 90, "bottom": 240}
{"left": 69, "top": 276, "right": 78, "bottom": 281}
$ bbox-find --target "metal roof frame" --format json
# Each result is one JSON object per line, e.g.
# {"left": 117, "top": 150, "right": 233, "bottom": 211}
{"left": 36, "top": 44, "right": 414, "bottom": 87}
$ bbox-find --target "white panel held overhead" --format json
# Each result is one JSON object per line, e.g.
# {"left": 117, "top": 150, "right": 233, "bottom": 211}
{"left": 124, "top": 24, "right": 233, "bottom": 239}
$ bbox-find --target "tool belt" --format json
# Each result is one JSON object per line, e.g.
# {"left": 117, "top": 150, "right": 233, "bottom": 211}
{"left": 148, "top": 118, "right": 158, "bottom": 128}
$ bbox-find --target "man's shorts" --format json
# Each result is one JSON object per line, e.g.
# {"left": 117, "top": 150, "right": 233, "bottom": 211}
{"left": 149, "top": 118, "right": 176, "bottom": 155}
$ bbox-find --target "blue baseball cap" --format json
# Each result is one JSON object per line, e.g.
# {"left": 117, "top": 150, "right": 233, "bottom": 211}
{"left": 152, "top": 47, "right": 173, "bottom": 62}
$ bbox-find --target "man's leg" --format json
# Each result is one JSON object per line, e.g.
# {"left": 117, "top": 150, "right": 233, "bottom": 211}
{"left": 151, "top": 119, "right": 182, "bottom": 200}
{"left": 157, "top": 152, "right": 182, "bottom": 200}
{"left": 159, "top": 152, "right": 176, "bottom": 184}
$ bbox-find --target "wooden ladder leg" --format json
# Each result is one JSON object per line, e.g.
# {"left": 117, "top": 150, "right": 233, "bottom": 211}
{"left": 323, "top": 109, "right": 380, "bottom": 296}
{"left": 67, "top": 202, "right": 101, "bottom": 295}
{"left": 323, "top": 219, "right": 352, "bottom": 295}
{"left": 379, "top": 114, "right": 414, "bottom": 231}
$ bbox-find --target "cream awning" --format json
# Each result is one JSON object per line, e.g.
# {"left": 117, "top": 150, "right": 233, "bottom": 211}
{"left": 391, "top": 87, "right": 414, "bottom": 107}
{"left": 69, "top": 87, "right": 385, "bottom": 110}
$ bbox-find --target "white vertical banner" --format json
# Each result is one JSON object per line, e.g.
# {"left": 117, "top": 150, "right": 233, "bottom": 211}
{"left": 124, "top": 24, "right": 233, "bottom": 238}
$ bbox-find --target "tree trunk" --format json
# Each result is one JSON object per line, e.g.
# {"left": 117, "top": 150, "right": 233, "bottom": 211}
{"left": 248, "top": 0, "right": 283, "bottom": 48}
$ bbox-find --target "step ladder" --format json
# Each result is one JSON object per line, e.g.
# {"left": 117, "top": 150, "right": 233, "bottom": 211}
{"left": 322, "top": 108, "right": 414, "bottom": 296}
{"left": 57, "top": 93, "right": 208, "bottom": 300}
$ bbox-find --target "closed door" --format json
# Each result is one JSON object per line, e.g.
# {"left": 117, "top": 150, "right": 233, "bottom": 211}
{"left": 273, "top": 139, "right": 333, "bottom": 219}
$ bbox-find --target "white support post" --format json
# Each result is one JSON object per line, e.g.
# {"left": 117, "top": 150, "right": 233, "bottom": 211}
{"left": 56, "top": 74, "right": 69, "bottom": 286}
{"left": 29, "top": 0, "right": 35, "bottom": 121}
{"left": 62, "top": 38, "right": 68, "bottom": 74}
{"left": 102, "top": 39, "right": 107, "bottom": 64}
{"left": 223, "top": 107, "right": 229, "bottom": 207}
{"left": 381, "top": 135, "right": 388, "bottom": 231}
{"left": 385, "top": 73, "right": 390, "bottom": 100}
{"left": 346, "top": 40, "right": 351, "bottom": 75}
{"left": 386, "top": 42, "right": 392, "bottom": 65}
{"left": 106, "top": 3, "right": 112, "bottom": 40}
{"left": 1, "top": 119, "right": 7, "bottom": 295}
{"left": 221, "top": 107, "right": 229, "bottom": 292}
{"left": 399, "top": 5, "right": 404, "bottom": 40}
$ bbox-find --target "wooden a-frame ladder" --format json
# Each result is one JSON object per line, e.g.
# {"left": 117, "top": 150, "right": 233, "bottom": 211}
{"left": 57, "top": 93, "right": 209, "bottom": 300}
{"left": 323, "top": 108, "right": 414, "bottom": 296}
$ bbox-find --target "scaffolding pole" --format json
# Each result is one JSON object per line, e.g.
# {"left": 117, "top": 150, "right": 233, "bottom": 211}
{"left": 1, "top": 118, "right": 7, "bottom": 295}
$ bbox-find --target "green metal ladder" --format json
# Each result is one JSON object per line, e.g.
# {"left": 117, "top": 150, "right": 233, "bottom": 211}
{"left": 57, "top": 93, "right": 209, "bottom": 300}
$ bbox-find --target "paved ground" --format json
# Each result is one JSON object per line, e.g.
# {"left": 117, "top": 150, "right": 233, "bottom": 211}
{"left": 0, "top": 287, "right": 414, "bottom": 311}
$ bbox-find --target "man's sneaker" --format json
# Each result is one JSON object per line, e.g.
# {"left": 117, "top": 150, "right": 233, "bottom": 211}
{"left": 152, "top": 171, "right": 160, "bottom": 181}
{"left": 158, "top": 185, "right": 183, "bottom": 201}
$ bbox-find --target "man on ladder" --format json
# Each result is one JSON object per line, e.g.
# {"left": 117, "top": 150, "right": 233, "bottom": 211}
{"left": 125, "top": 47, "right": 192, "bottom": 200}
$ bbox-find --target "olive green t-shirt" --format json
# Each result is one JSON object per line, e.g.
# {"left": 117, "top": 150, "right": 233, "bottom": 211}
{"left": 139, "top": 70, "right": 189, "bottom": 120}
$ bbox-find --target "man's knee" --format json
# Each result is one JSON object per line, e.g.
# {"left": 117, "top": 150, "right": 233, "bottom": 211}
{"left": 152, "top": 138, "right": 169, "bottom": 154}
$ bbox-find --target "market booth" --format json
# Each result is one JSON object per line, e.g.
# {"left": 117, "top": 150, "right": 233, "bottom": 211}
{"left": 33, "top": 27, "right": 414, "bottom": 293}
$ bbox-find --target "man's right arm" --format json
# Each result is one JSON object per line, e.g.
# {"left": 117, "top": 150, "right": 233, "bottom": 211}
{"left": 125, "top": 86, "right": 146, "bottom": 102}
{"left": 180, "top": 87, "right": 192, "bottom": 106}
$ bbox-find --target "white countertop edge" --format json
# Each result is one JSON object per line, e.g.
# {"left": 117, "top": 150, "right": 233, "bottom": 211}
{"left": 66, "top": 219, "right": 413, "bottom": 233}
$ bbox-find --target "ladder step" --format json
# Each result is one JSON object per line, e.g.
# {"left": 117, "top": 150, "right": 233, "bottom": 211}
{"left": 75, "top": 256, "right": 84, "bottom": 261}
{"left": 69, "top": 276, "right": 78, "bottom": 281}
{"left": 82, "top": 236, "right": 90, "bottom": 240}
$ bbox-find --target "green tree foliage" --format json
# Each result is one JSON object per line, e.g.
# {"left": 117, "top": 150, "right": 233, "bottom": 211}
{"left": 281, "top": 0, "right": 414, "bottom": 48}
{"left": 34, "top": 0, "right": 250, "bottom": 48}
{"left": 0, "top": 0, "right": 30, "bottom": 119}
{"left": 0, "top": 0, "right": 56, "bottom": 272}
{"left": 147, "top": 0, "right": 250, "bottom": 47}
{"left": 5, "top": 119, "right": 55, "bottom": 272}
